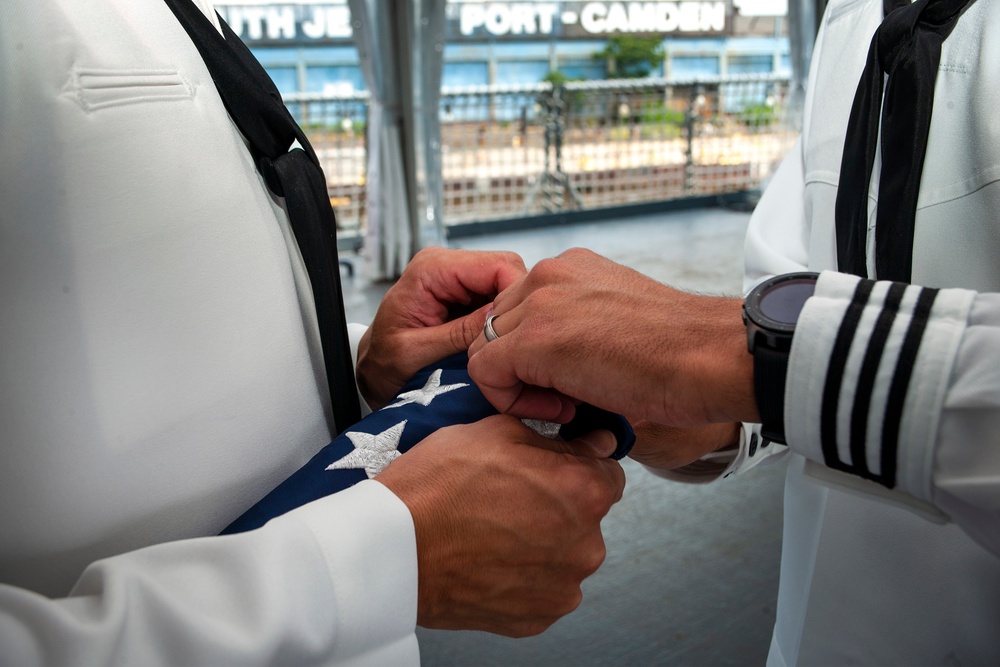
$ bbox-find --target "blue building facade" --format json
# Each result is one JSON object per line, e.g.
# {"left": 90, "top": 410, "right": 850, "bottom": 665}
{"left": 215, "top": 1, "right": 790, "bottom": 97}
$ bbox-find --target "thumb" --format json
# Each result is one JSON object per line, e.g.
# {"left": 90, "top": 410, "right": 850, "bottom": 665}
{"left": 403, "top": 304, "right": 491, "bottom": 369}
{"left": 565, "top": 429, "right": 618, "bottom": 459}
{"left": 520, "top": 426, "right": 618, "bottom": 459}
{"left": 437, "top": 303, "right": 493, "bottom": 355}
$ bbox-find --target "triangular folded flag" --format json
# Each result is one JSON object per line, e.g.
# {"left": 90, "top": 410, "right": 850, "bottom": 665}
{"left": 222, "top": 353, "right": 634, "bottom": 534}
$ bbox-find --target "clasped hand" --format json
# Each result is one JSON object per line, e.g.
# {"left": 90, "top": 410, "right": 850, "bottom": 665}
{"left": 357, "top": 247, "right": 627, "bottom": 637}
{"left": 466, "top": 248, "right": 757, "bottom": 469}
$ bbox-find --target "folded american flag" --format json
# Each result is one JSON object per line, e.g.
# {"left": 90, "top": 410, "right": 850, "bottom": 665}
{"left": 221, "top": 353, "right": 634, "bottom": 534}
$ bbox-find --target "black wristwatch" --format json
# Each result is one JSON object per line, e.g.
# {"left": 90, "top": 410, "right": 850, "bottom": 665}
{"left": 742, "top": 272, "right": 820, "bottom": 444}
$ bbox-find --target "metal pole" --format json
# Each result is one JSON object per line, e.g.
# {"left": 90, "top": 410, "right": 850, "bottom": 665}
{"left": 684, "top": 84, "right": 700, "bottom": 194}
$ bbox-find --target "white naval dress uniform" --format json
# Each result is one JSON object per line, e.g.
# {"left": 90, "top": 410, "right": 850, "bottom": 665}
{"left": 669, "top": 0, "right": 1000, "bottom": 663}
{"left": 0, "top": 1, "right": 419, "bottom": 664}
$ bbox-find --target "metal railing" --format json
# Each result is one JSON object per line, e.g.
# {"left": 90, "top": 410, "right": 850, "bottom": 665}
{"left": 287, "top": 74, "right": 798, "bottom": 236}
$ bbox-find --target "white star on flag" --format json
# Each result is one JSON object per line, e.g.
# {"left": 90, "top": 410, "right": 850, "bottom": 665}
{"left": 326, "top": 420, "right": 407, "bottom": 478}
{"left": 384, "top": 369, "right": 468, "bottom": 409}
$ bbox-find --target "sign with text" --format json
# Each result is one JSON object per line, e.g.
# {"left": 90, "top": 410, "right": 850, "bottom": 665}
{"left": 215, "top": 1, "right": 731, "bottom": 44}
{"left": 218, "top": 3, "right": 352, "bottom": 42}
{"left": 451, "top": 2, "right": 726, "bottom": 39}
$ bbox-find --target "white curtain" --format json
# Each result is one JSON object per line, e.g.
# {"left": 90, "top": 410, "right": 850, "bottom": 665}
{"left": 348, "top": 0, "right": 446, "bottom": 281}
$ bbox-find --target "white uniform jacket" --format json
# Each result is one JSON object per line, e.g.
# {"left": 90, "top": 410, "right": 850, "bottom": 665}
{"left": 698, "top": 0, "right": 1000, "bottom": 663}
{"left": 0, "top": 1, "right": 419, "bottom": 665}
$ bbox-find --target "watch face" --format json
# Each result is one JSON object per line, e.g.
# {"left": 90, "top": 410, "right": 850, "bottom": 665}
{"left": 758, "top": 277, "right": 818, "bottom": 326}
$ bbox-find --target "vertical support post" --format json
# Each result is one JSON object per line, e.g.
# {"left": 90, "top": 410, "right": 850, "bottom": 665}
{"left": 552, "top": 85, "right": 565, "bottom": 186}
{"left": 684, "top": 84, "right": 701, "bottom": 194}
{"left": 787, "top": 0, "right": 826, "bottom": 128}
{"left": 407, "top": 0, "right": 447, "bottom": 250}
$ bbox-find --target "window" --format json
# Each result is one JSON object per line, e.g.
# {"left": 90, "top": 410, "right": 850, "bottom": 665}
{"left": 495, "top": 60, "right": 550, "bottom": 84}
{"left": 669, "top": 56, "right": 720, "bottom": 80}
{"left": 558, "top": 60, "right": 605, "bottom": 81}
{"left": 265, "top": 66, "right": 298, "bottom": 96}
{"left": 305, "top": 66, "right": 365, "bottom": 94}
{"left": 727, "top": 54, "right": 773, "bottom": 75}
{"left": 443, "top": 62, "right": 490, "bottom": 87}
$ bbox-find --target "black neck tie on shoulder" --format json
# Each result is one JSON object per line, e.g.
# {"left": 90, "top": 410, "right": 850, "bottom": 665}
{"left": 834, "top": 0, "right": 977, "bottom": 282}
{"left": 163, "top": 0, "right": 361, "bottom": 433}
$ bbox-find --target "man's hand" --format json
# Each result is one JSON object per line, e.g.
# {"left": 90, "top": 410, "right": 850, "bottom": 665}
{"left": 467, "top": 248, "right": 758, "bottom": 428}
{"left": 358, "top": 247, "right": 526, "bottom": 410}
{"left": 375, "top": 415, "right": 626, "bottom": 637}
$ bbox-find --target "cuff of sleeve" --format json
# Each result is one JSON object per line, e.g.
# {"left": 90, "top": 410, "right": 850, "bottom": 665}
{"left": 785, "top": 271, "right": 974, "bottom": 504}
{"left": 645, "top": 423, "right": 787, "bottom": 483}
{"left": 288, "top": 480, "right": 418, "bottom": 663}
{"left": 348, "top": 323, "right": 373, "bottom": 417}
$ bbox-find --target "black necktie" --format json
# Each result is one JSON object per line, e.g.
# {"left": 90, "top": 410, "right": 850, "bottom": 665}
{"left": 834, "top": 0, "right": 977, "bottom": 282}
{"left": 163, "top": 0, "right": 361, "bottom": 433}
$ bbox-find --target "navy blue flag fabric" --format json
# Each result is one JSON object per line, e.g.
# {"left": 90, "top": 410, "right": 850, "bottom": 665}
{"left": 222, "top": 353, "right": 635, "bottom": 534}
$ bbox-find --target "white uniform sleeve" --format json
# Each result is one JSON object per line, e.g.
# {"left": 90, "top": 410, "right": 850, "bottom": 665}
{"left": 348, "top": 322, "right": 374, "bottom": 417}
{"left": 0, "top": 481, "right": 418, "bottom": 667}
{"left": 785, "top": 272, "right": 1000, "bottom": 556}
{"left": 697, "top": 142, "right": 1000, "bottom": 558}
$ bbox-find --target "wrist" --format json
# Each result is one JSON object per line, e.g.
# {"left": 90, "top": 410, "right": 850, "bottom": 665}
{"left": 354, "top": 330, "right": 388, "bottom": 410}
{"left": 714, "top": 422, "right": 742, "bottom": 452}
{"left": 687, "top": 295, "right": 758, "bottom": 425}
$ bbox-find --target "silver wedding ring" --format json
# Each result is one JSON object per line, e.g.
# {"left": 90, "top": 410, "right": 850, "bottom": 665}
{"left": 483, "top": 314, "right": 501, "bottom": 342}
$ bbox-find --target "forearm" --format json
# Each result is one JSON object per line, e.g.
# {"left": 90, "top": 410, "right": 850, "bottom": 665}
{"left": 649, "top": 137, "right": 806, "bottom": 484}
{"left": 682, "top": 295, "right": 758, "bottom": 426}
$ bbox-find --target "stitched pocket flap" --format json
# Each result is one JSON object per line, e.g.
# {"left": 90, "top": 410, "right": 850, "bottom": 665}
{"left": 69, "top": 68, "right": 193, "bottom": 110}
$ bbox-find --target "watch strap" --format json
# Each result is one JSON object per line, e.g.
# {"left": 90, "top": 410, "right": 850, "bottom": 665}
{"left": 753, "top": 345, "right": 789, "bottom": 444}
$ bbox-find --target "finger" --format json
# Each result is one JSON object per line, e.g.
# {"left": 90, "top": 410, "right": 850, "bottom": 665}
{"left": 491, "top": 254, "right": 529, "bottom": 292}
{"left": 477, "top": 414, "right": 588, "bottom": 457}
{"left": 472, "top": 414, "right": 565, "bottom": 451}
{"left": 487, "top": 270, "right": 532, "bottom": 318}
{"left": 457, "top": 304, "right": 493, "bottom": 350}
{"left": 464, "top": 336, "right": 522, "bottom": 411}
{"left": 389, "top": 249, "right": 525, "bottom": 328}
{"left": 470, "top": 417, "right": 627, "bottom": 516}
{"left": 469, "top": 310, "right": 500, "bottom": 358}
{"left": 558, "top": 456, "right": 627, "bottom": 511}
{"left": 563, "top": 429, "right": 617, "bottom": 459}
{"left": 467, "top": 299, "right": 532, "bottom": 358}
{"left": 466, "top": 322, "right": 489, "bottom": 358}
{"left": 489, "top": 250, "right": 590, "bottom": 317}
{"left": 423, "top": 249, "right": 527, "bottom": 306}
{"left": 409, "top": 303, "right": 493, "bottom": 360}
{"left": 509, "top": 386, "right": 577, "bottom": 422}
{"left": 472, "top": 371, "right": 576, "bottom": 423}
{"left": 468, "top": 312, "right": 571, "bottom": 421}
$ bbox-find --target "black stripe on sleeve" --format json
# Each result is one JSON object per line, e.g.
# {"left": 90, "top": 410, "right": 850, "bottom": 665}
{"left": 848, "top": 282, "right": 907, "bottom": 480}
{"left": 879, "top": 287, "right": 939, "bottom": 488}
{"left": 821, "top": 279, "right": 875, "bottom": 472}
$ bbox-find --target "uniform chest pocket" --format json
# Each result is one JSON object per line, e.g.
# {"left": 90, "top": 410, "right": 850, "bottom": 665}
{"left": 68, "top": 68, "right": 194, "bottom": 111}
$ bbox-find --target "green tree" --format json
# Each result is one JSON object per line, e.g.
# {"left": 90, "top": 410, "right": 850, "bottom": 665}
{"left": 593, "top": 35, "right": 665, "bottom": 78}
{"left": 539, "top": 70, "right": 587, "bottom": 116}
{"left": 542, "top": 70, "right": 576, "bottom": 87}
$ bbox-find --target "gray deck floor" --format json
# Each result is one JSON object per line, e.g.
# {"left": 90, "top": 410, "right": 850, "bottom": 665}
{"left": 341, "top": 207, "right": 786, "bottom": 666}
